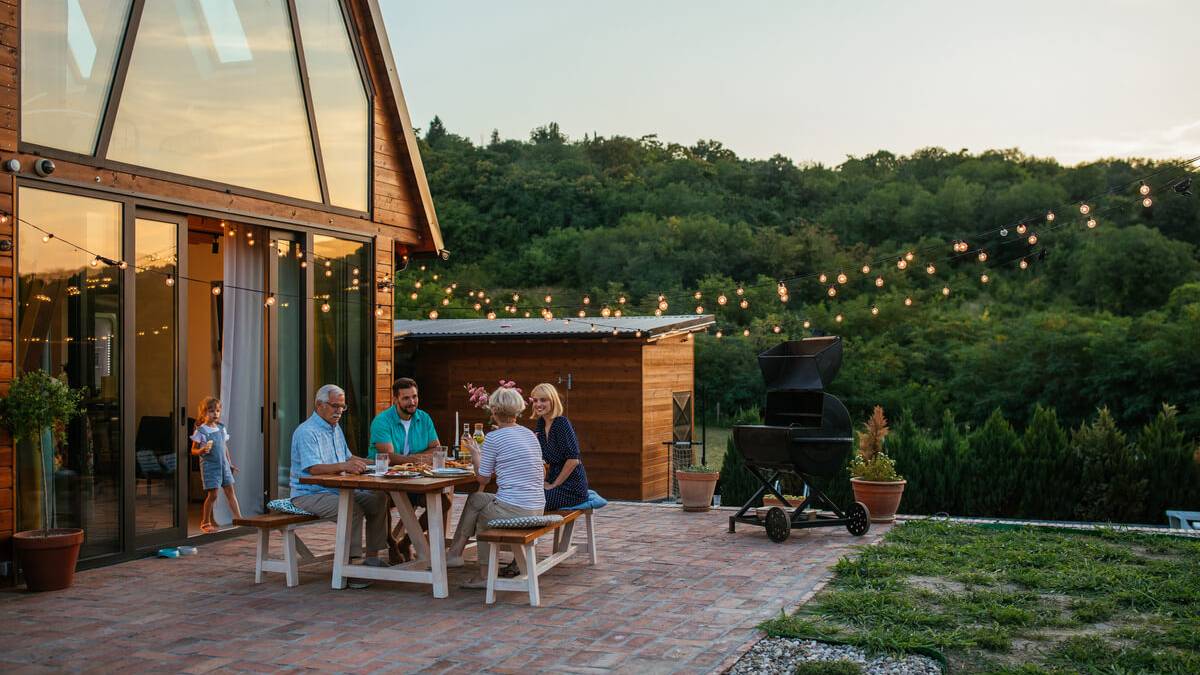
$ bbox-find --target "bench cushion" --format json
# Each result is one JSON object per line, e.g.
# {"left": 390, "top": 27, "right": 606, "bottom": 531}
{"left": 267, "top": 498, "right": 315, "bottom": 516}
{"left": 478, "top": 509, "right": 582, "bottom": 545}
{"left": 486, "top": 514, "right": 563, "bottom": 529}
{"left": 562, "top": 489, "right": 608, "bottom": 511}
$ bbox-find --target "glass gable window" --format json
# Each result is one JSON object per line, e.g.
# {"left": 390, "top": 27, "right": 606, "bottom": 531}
{"left": 108, "top": 0, "right": 322, "bottom": 202}
{"left": 21, "top": 0, "right": 133, "bottom": 153}
{"left": 296, "top": 0, "right": 370, "bottom": 211}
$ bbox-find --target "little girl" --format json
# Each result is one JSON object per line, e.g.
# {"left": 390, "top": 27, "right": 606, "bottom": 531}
{"left": 191, "top": 397, "right": 242, "bottom": 533}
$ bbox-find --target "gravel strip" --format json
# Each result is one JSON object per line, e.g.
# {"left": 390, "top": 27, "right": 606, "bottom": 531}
{"left": 727, "top": 637, "right": 942, "bottom": 675}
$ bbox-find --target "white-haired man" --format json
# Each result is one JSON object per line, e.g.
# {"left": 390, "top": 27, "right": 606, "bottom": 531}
{"left": 290, "top": 384, "right": 389, "bottom": 573}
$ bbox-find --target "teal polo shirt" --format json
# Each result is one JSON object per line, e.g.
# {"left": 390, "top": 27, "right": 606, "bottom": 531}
{"left": 369, "top": 406, "right": 439, "bottom": 459}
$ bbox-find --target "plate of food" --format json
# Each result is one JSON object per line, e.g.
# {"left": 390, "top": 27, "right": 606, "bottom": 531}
{"left": 431, "top": 467, "right": 473, "bottom": 477}
{"left": 383, "top": 470, "right": 421, "bottom": 478}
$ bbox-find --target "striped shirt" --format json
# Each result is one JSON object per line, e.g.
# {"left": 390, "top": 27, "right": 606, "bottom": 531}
{"left": 479, "top": 425, "right": 546, "bottom": 511}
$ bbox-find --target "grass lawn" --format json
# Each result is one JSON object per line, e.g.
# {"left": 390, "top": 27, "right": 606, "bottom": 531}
{"left": 760, "top": 520, "right": 1200, "bottom": 674}
{"left": 700, "top": 426, "right": 730, "bottom": 470}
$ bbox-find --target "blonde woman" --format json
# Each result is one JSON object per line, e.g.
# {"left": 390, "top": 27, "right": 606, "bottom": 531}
{"left": 530, "top": 383, "right": 590, "bottom": 510}
{"left": 446, "top": 386, "right": 545, "bottom": 588}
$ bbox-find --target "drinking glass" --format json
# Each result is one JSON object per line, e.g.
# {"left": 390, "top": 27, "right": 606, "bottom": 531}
{"left": 432, "top": 446, "right": 446, "bottom": 470}
{"left": 374, "top": 452, "right": 389, "bottom": 475}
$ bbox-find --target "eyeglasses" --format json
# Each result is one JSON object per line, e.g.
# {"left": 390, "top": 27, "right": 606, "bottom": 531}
{"left": 320, "top": 402, "right": 349, "bottom": 411}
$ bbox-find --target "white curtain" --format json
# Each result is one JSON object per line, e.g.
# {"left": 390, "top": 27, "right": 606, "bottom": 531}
{"left": 216, "top": 227, "right": 265, "bottom": 522}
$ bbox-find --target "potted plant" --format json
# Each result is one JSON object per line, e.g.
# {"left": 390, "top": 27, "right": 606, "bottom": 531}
{"left": 677, "top": 464, "right": 720, "bottom": 512}
{"left": 0, "top": 369, "right": 86, "bottom": 591}
{"left": 849, "top": 406, "right": 906, "bottom": 523}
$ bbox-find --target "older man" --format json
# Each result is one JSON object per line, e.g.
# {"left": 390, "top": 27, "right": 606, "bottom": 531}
{"left": 291, "top": 384, "right": 389, "bottom": 570}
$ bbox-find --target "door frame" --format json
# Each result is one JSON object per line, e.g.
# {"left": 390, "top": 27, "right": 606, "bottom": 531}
{"left": 125, "top": 207, "right": 189, "bottom": 551}
{"left": 265, "top": 230, "right": 310, "bottom": 501}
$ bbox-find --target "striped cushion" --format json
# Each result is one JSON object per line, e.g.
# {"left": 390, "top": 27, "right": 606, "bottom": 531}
{"left": 485, "top": 515, "right": 563, "bottom": 529}
{"left": 267, "top": 498, "right": 315, "bottom": 516}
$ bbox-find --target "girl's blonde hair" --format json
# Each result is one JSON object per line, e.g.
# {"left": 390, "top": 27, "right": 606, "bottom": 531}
{"left": 196, "top": 396, "right": 221, "bottom": 425}
{"left": 488, "top": 387, "right": 526, "bottom": 420}
{"left": 528, "top": 383, "right": 564, "bottom": 420}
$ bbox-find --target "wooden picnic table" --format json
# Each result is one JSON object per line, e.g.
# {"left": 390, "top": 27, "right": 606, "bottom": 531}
{"left": 299, "top": 472, "right": 479, "bottom": 597}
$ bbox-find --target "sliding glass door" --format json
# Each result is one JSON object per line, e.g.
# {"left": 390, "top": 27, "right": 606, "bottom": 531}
{"left": 268, "top": 234, "right": 307, "bottom": 498}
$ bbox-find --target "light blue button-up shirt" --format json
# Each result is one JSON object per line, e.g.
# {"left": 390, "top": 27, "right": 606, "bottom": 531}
{"left": 290, "top": 413, "right": 351, "bottom": 497}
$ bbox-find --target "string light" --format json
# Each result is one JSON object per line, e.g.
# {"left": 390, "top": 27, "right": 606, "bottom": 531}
{"left": 578, "top": 310, "right": 586, "bottom": 318}
{"left": 772, "top": 325, "right": 781, "bottom": 333}
{"left": 905, "top": 251, "right": 914, "bottom": 262}
{"left": 926, "top": 263, "right": 936, "bottom": 275}
{"left": 1028, "top": 234, "right": 1039, "bottom": 245}
{"left": 836, "top": 272, "right": 848, "bottom": 285}
{"left": 212, "top": 286, "right": 222, "bottom": 296}
{"left": 739, "top": 299, "right": 749, "bottom": 309}
{"left": 1019, "top": 258, "right": 1029, "bottom": 270}
{"left": 875, "top": 276, "right": 884, "bottom": 288}
{"left": 512, "top": 293, "right": 520, "bottom": 302}
{"left": 165, "top": 276, "right": 175, "bottom": 286}
{"left": 818, "top": 273, "right": 828, "bottom": 284}
{"left": 776, "top": 282, "right": 787, "bottom": 296}
{"left": 410, "top": 292, "right": 418, "bottom": 300}
{"left": 904, "top": 297, "right": 913, "bottom": 306}
{"left": 375, "top": 307, "right": 384, "bottom": 317}
{"left": 265, "top": 295, "right": 276, "bottom": 306}
{"left": 614, "top": 309, "right": 623, "bottom": 317}
{"left": 544, "top": 294, "right": 552, "bottom": 303}
{"left": 717, "top": 294, "right": 728, "bottom": 305}
{"left": 1079, "top": 204, "right": 1091, "bottom": 215}
{"left": 618, "top": 295, "right": 627, "bottom": 304}
{"left": 977, "top": 251, "right": 988, "bottom": 262}
{"left": 658, "top": 300, "right": 669, "bottom": 311}
{"left": 1087, "top": 218, "right": 1098, "bottom": 229}
{"left": 611, "top": 328, "right": 619, "bottom": 336}
{"left": 42, "top": 233, "right": 53, "bottom": 243}
{"left": 1046, "top": 211, "right": 1056, "bottom": 222}
{"left": 321, "top": 303, "right": 331, "bottom": 313}
{"left": 1139, "top": 182, "right": 1151, "bottom": 196}
{"left": 441, "top": 298, "right": 450, "bottom": 306}
{"left": 735, "top": 287, "right": 744, "bottom": 296}
{"left": 835, "top": 314, "right": 843, "bottom": 323}
{"left": 827, "top": 286, "right": 837, "bottom": 297}
{"left": 693, "top": 291, "right": 702, "bottom": 300}
{"left": 715, "top": 330, "right": 723, "bottom": 339}
{"left": 802, "top": 320, "right": 811, "bottom": 329}
{"left": 871, "top": 305, "right": 879, "bottom": 316}
{"left": 90, "top": 257, "right": 100, "bottom": 268}
{"left": 897, "top": 259, "right": 907, "bottom": 270}
{"left": 742, "top": 329, "right": 749, "bottom": 337}
{"left": 861, "top": 264, "right": 871, "bottom": 274}
{"left": 780, "top": 294, "right": 789, "bottom": 303}
{"left": 654, "top": 309, "right": 663, "bottom": 316}
{"left": 980, "top": 274, "right": 990, "bottom": 284}
{"left": 695, "top": 305, "right": 704, "bottom": 314}
{"left": 1142, "top": 197, "right": 1153, "bottom": 208}
{"left": 487, "top": 311, "right": 496, "bottom": 320}
{"left": 601, "top": 307, "right": 612, "bottom": 318}
{"left": 583, "top": 295, "right": 591, "bottom": 305}
{"left": 428, "top": 309, "right": 438, "bottom": 319}
{"left": 942, "top": 286, "right": 951, "bottom": 296}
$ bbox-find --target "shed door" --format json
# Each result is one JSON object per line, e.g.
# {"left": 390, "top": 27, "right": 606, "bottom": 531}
{"left": 670, "top": 391, "right": 693, "bottom": 496}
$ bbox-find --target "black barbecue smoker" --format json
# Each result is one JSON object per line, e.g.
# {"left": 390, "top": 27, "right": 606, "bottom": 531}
{"left": 729, "top": 336, "right": 871, "bottom": 542}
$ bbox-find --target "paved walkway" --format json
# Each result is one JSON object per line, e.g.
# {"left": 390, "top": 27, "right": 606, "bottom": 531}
{"left": 0, "top": 501, "right": 887, "bottom": 674}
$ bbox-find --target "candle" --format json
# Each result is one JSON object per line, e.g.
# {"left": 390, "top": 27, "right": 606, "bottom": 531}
{"left": 454, "top": 411, "right": 459, "bottom": 447}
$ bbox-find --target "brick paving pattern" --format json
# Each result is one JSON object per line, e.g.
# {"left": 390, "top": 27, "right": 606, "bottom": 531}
{"left": 0, "top": 501, "right": 886, "bottom": 674}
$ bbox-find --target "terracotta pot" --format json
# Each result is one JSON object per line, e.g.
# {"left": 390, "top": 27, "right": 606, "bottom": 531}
{"left": 850, "top": 478, "right": 906, "bottom": 523}
{"left": 14, "top": 528, "right": 84, "bottom": 592}
{"left": 676, "top": 470, "right": 720, "bottom": 512}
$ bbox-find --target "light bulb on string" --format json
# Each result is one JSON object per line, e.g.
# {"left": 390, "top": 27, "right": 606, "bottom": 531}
{"left": 715, "top": 330, "right": 723, "bottom": 339}
{"left": 827, "top": 286, "right": 837, "bottom": 297}
{"left": 583, "top": 295, "right": 591, "bottom": 305}
{"left": 1079, "top": 204, "right": 1090, "bottom": 215}
{"left": 321, "top": 303, "right": 331, "bottom": 313}
{"left": 524, "top": 311, "right": 531, "bottom": 318}
{"left": 544, "top": 294, "right": 552, "bottom": 303}
{"left": 871, "top": 305, "right": 879, "bottom": 316}
{"left": 735, "top": 287, "right": 745, "bottom": 296}
{"left": 717, "top": 294, "right": 728, "bottom": 305}
{"left": 611, "top": 328, "right": 619, "bottom": 336}
{"left": 897, "top": 259, "right": 907, "bottom": 270}
{"left": 861, "top": 264, "right": 871, "bottom": 274}
{"left": 802, "top": 320, "right": 811, "bottom": 329}
{"left": 428, "top": 309, "right": 438, "bottom": 319}
{"left": 835, "top": 314, "right": 843, "bottom": 323}
{"left": 1017, "top": 223, "right": 1027, "bottom": 235}
{"left": 211, "top": 286, "right": 222, "bottom": 296}
{"left": 818, "top": 273, "right": 828, "bottom": 284}
{"left": 654, "top": 309, "right": 663, "bottom": 317}
{"left": 1139, "top": 182, "right": 1151, "bottom": 196}
{"left": 1019, "top": 258, "right": 1029, "bottom": 270}
{"left": 300, "top": 260, "right": 307, "bottom": 268}
{"left": 693, "top": 291, "right": 702, "bottom": 300}
{"left": 578, "top": 310, "right": 586, "bottom": 318}
{"left": 473, "top": 302, "right": 482, "bottom": 311}
{"left": 589, "top": 324, "right": 597, "bottom": 332}
{"left": 165, "top": 276, "right": 175, "bottom": 286}
{"left": 265, "top": 295, "right": 276, "bottom": 307}
{"left": 414, "top": 281, "right": 422, "bottom": 289}
{"left": 431, "top": 274, "right": 438, "bottom": 281}
{"left": 695, "top": 306, "right": 704, "bottom": 314}
{"left": 618, "top": 295, "right": 627, "bottom": 304}
{"left": 441, "top": 298, "right": 450, "bottom": 306}
{"left": 739, "top": 299, "right": 749, "bottom": 309}
{"left": 904, "top": 297, "right": 913, "bottom": 306}
{"left": 837, "top": 272, "right": 848, "bottom": 285}
{"left": 658, "top": 294, "right": 665, "bottom": 302}
{"left": 637, "top": 330, "right": 644, "bottom": 338}
{"left": 487, "top": 311, "right": 496, "bottom": 320}
{"left": 614, "top": 309, "right": 623, "bottom": 317}
{"left": 777, "top": 282, "right": 787, "bottom": 296}
{"left": 42, "top": 233, "right": 53, "bottom": 243}
{"left": 980, "top": 274, "right": 990, "bottom": 284}
{"left": 1000, "top": 228, "right": 1008, "bottom": 237}
{"left": 375, "top": 307, "right": 384, "bottom": 317}
{"left": 926, "top": 263, "right": 936, "bottom": 275}
{"left": 772, "top": 325, "right": 781, "bottom": 334}
{"left": 875, "top": 276, "right": 884, "bottom": 288}
{"left": 1142, "top": 197, "right": 1153, "bottom": 208}
{"left": 324, "top": 269, "right": 332, "bottom": 278}
{"left": 512, "top": 293, "right": 520, "bottom": 302}
{"left": 780, "top": 294, "right": 789, "bottom": 303}
{"left": 977, "top": 251, "right": 988, "bottom": 263}
{"left": 1028, "top": 234, "right": 1039, "bottom": 245}
{"left": 942, "top": 286, "right": 951, "bottom": 296}
{"left": 905, "top": 251, "right": 914, "bottom": 262}
{"left": 1087, "top": 218, "right": 1097, "bottom": 229}
{"left": 658, "top": 300, "right": 669, "bottom": 311}
{"left": 410, "top": 292, "right": 418, "bottom": 300}
{"left": 601, "top": 307, "right": 612, "bottom": 318}
{"left": 1046, "top": 211, "right": 1055, "bottom": 222}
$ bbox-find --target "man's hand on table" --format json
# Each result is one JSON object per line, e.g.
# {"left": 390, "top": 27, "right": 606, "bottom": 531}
{"left": 341, "top": 457, "right": 370, "bottom": 474}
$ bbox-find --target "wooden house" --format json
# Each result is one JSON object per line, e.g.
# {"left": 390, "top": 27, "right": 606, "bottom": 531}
{"left": 393, "top": 316, "right": 714, "bottom": 501}
{"left": 1, "top": 0, "right": 443, "bottom": 570}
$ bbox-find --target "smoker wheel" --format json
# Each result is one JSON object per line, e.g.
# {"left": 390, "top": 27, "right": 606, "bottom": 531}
{"left": 846, "top": 501, "right": 871, "bottom": 536}
{"left": 765, "top": 507, "right": 790, "bottom": 542}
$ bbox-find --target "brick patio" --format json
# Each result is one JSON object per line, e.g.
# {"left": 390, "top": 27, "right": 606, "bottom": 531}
{"left": 0, "top": 501, "right": 887, "bottom": 674}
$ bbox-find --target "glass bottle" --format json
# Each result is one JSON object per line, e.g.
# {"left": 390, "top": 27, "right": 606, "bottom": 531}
{"left": 460, "top": 423, "right": 471, "bottom": 460}
{"left": 473, "top": 422, "right": 486, "bottom": 445}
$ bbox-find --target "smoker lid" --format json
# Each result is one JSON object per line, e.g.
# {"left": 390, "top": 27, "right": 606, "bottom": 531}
{"left": 757, "top": 337, "right": 843, "bottom": 391}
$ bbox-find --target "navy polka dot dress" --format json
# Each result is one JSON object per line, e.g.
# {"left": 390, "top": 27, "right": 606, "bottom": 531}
{"left": 536, "top": 416, "right": 590, "bottom": 510}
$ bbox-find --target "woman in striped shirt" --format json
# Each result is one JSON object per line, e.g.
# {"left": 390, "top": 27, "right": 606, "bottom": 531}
{"left": 530, "top": 383, "right": 590, "bottom": 510}
{"left": 446, "top": 386, "right": 545, "bottom": 589}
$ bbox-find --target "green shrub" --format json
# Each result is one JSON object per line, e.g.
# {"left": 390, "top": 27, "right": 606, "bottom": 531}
{"left": 793, "top": 660, "right": 863, "bottom": 675}
{"left": 716, "top": 407, "right": 762, "bottom": 508}
{"left": 1018, "top": 405, "right": 1072, "bottom": 519}
{"left": 1137, "top": 404, "right": 1200, "bottom": 523}
{"left": 1073, "top": 408, "right": 1146, "bottom": 522}
{"left": 961, "top": 409, "right": 1022, "bottom": 516}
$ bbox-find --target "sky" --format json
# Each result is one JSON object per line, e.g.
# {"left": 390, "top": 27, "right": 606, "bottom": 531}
{"left": 381, "top": 0, "right": 1200, "bottom": 167}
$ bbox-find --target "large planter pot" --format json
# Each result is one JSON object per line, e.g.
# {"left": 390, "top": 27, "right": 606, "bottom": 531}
{"left": 676, "top": 470, "right": 720, "bottom": 512}
{"left": 850, "top": 478, "right": 907, "bottom": 523}
{"left": 14, "top": 528, "right": 84, "bottom": 592}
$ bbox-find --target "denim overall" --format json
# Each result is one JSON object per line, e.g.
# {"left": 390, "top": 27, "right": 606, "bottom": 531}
{"left": 197, "top": 424, "right": 234, "bottom": 489}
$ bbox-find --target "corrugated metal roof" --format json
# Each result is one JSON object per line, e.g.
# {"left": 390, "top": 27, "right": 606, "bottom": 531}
{"left": 394, "top": 315, "right": 714, "bottom": 341}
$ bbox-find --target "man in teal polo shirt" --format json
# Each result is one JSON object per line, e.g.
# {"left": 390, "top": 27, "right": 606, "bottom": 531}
{"left": 369, "top": 377, "right": 440, "bottom": 460}
{"left": 370, "top": 377, "right": 445, "bottom": 562}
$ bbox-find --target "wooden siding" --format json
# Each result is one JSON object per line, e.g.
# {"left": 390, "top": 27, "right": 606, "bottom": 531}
{"left": 641, "top": 335, "right": 696, "bottom": 501}
{"left": 402, "top": 339, "right": 655, "bottom": 501}
{"left": 0, "top": 0, "right": 433, "bottom": 564}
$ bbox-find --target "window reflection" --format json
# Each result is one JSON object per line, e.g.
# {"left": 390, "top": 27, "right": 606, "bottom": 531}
{"left": 21, "top": 0, "right": 132, "bottom": 153}
{"left": 296, "top": 0, "right": 369, "bottom": 211}
{"left": 313, "top": 235, "right": 371, "bottom": 455}
{"left": 108, "top": 0, "right": 321, "bottom": 201}
{"left": 17, "top": 188, "right": 123, "bottom": 559}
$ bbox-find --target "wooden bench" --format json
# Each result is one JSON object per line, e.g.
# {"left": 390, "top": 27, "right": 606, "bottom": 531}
{"left": 476, "top": 508, "right": 597, "bottom": 606}
{"left": 233, "top": 512, "right": 334, "bottom": 587}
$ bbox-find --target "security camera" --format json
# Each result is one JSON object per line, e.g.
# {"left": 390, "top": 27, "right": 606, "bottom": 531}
{"left": 34, "top": 158, "right": 56, "bottom": 177}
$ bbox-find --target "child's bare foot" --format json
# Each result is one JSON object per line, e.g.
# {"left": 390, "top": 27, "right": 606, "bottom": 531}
{"left": 201, "top": 523, "right": 218, "bottom": 534}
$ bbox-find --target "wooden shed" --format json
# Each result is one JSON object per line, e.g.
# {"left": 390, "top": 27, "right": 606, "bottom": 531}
{"left": 393, "top": 316, "right": 714, "bottom": 501}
